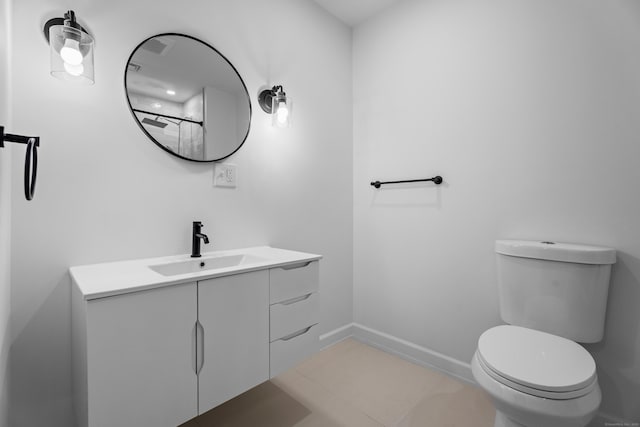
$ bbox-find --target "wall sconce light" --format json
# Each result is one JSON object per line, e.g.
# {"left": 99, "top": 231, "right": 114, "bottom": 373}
{"left": 43, "top": 10, "right": 94, "bottom": 84}
{"left": 258, "top": 85, "right": 292, "bottom": 128}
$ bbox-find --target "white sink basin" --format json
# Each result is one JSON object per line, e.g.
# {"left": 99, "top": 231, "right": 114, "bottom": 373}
{"left": 70, "top": 246, "right": 322, "bottom": 300}
{"left": 149, "top": 254, "right": 267, "bottom": 276}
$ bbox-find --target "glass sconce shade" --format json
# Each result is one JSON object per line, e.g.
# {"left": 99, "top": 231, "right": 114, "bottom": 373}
{"left": 45, "top": 11, "right": 94, "bottom": 84}
{"left": 258, "top": 85, "right": 292, "bottom": 128}
{"left": 271, "top": 92, "right": 292, "bottom": 128}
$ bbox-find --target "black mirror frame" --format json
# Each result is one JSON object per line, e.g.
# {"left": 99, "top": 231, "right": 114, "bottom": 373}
{"left": 124, "top": 32, "right": 252, "bottom": 163}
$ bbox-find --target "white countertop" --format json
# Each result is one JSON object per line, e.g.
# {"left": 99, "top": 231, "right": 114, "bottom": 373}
{"left": 70, "top": 246, "right": 322, "bottom": 300}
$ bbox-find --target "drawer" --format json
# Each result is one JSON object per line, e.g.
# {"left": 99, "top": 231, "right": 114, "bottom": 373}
{"left": 270, "top": 292, "right": 319, "bottom": 342}
{"left": 270, "top": 323, "right": 319, "bottom": 378}
{"left": 270, "top": 261, "right": 319, "bottom": 304}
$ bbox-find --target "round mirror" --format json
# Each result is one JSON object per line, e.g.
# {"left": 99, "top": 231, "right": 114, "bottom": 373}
{"left": 125, "top": 33, "right": 251, "bottom": 162}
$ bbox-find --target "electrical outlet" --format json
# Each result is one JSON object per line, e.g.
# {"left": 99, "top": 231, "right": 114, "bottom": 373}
{"left": 214, "top": 163, "right": 237, "bottom": 188}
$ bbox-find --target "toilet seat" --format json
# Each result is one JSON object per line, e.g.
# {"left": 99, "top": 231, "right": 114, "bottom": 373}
{"left": 477, "top": 325, "right": 597, "bottom": 400}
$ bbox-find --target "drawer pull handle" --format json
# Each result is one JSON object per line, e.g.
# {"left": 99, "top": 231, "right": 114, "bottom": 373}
{"left": 280, "top": 261, "right": 312, "bottom": 271}
{"left": 280, "top": 325, "right": 313, "bottom": 341}
{"left": 279, "top": 293, "right": 313, "bottom": 306}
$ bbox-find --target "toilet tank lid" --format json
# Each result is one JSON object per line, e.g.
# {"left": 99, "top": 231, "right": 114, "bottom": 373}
{"left": 495, "top": 240, "right": 616, "bottom": 265}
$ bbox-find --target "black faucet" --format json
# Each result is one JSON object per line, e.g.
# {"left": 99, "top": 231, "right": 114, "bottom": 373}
{"left": 191, "top": 221, "right": 210, "bottom": 258}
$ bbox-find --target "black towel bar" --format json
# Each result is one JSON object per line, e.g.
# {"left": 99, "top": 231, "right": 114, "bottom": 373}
{"left": 371, "top": 175, "right": 443, "bottom": 189}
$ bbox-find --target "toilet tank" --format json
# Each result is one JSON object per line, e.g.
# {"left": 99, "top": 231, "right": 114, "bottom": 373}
{"left": 496, "top": 240, "right": 616, "bottom": 343}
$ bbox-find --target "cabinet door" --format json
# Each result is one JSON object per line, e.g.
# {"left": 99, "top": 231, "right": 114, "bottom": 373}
{"left": 87, "top": 283, "right": 198, "bottom": 427}
{"left": 197, "top": 270, "right": 269, "bottom": 413}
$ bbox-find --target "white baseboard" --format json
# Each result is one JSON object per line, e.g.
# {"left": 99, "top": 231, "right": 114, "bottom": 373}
{"left": 352, "top": 323, "right": 475, "bottom": 385}
{"left": 319, "top": 323, "right": 355, "bottom": 349}
{"left": 319, "top": 322, "right": 631, "bottom": 426}
{"left": 319, "top": 322, "right": 474, "bottom": 385}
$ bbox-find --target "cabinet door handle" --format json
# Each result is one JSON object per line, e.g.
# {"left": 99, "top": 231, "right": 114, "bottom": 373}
{"left": 279, "top": 261, "right": 312, "bottom": 271}
{"left": 196, "top": 320, "right": 205, "bottom": 375}
{"left": 279, "top": 325, "right": 314, "bottom": 341}
{"left": 192, "top": 322, "right": 198, "bottom": 374}
{"left": 278, "top": 293, "right": 313, "bottom": 306}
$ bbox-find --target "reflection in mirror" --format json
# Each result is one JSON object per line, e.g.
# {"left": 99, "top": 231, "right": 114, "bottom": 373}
{"left": 125, "top": 34, "right": 251, "bottom": 162}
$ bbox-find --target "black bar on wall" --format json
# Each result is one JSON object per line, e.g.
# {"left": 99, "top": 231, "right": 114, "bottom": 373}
{"left": 370, "top": 176, "right": 443, "bottom": 189}
{"left": 0, "top": 125, "right": 40, "bottom": 148}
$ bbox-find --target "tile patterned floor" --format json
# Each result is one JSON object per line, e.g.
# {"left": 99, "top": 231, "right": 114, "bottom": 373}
{"left": 181, "top": 338, "right": 495, "bottom": 427}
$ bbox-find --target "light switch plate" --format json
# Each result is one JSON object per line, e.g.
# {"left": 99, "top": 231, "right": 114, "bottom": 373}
{"left": 214, "top": 163, "right": 237, "bottom": 188}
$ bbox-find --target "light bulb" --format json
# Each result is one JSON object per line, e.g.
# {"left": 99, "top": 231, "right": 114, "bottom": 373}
{"left": 276, "top": 100, "right": 289, "bottom": 125}
{"left": 63, "top": 61, "right": 84, "bottom": 76}
{"left": 60, "top": 38, "right": 83, "bottom": 66}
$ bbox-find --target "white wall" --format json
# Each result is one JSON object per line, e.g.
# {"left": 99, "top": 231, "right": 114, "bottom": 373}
{"left": 0, "top": 0, "right": 11, "bottom": 425}
{"left": 353, "top": 0, "right": 640, "bottom": 422}
{"left": 8, "top": 1, "right": 352, "bottom": 425}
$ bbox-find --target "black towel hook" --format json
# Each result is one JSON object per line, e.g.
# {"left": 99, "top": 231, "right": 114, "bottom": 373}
{"left": 1, "top": 125, "right": 40, "bottom": 201}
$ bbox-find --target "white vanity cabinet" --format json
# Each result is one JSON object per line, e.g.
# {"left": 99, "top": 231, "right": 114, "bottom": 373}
{"left": 269, "top": 261, "right": 320, "bottom": 377}
{"left": 70, "top": 247, "right": 321, "bottom": 427}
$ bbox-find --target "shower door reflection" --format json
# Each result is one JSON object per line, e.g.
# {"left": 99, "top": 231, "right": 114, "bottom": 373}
{"left": 133, "top": 105, "right": 204, "bottom": 160}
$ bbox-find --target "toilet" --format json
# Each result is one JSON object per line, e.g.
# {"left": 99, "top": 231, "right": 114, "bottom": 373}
{"left": 472, "top": 240, "right": 616, "bottom": 427}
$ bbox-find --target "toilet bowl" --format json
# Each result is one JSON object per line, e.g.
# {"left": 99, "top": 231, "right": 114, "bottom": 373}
{"left": 472, "top": 325, "right": 601, "bottom": 427}
{"left": 473, "top": 240, "right": 615, "bottom": 427}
